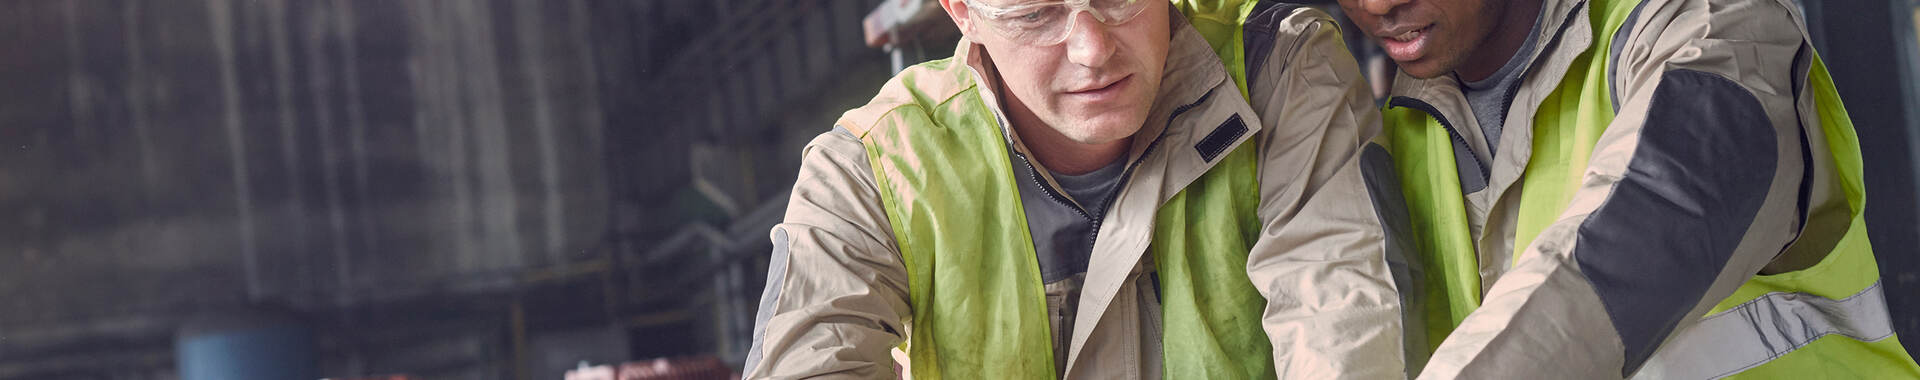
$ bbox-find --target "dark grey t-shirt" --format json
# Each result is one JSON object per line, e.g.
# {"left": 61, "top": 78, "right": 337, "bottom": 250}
{"left": 1460, "top": 8, "right": 1546, "bottom": 159}
{"left": 1052, "top": 155, "right": 1129, "bottom": 218}
{"left": 1028, "top": 154, "right": 1128, "bottom": 282}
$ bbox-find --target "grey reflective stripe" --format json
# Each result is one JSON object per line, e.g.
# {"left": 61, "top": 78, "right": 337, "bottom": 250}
{"left": 742, "top": 227, "right": 793, "bottom": 372}
{"left": 1359, "top": 143, "right": 1429, "bottom": 378}
{"left": 1632, "top": 282, "right": 1898, "bottom": 379}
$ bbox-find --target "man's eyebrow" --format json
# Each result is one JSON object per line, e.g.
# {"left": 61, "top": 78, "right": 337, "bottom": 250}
{"left": 988, "top": 0, "right": 1058, "bottom": 9}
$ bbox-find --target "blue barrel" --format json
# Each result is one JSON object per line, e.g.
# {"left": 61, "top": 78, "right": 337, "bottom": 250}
{"left": 175, "top": 309, "right": 316, "bottom": 380}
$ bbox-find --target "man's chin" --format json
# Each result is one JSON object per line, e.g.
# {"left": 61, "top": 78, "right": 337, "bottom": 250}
{"left": 1396, "top": 59, "right": 1452, "bottom": 79}
{"left": 1388, "top": 48, "right": 1466, "bottom": 80}
{"left": 1064, "top": 103, "right": 1147, "bottom": 123}
{"left": 1058, "top": 119, "right": 1147, "bottom": 145}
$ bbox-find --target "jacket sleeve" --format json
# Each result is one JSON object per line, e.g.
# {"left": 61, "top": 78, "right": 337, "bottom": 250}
{"left": 1242, "top": 8, "right": 1409, "bottom": 379}
{"left": 741, "top": 129, "right": 912, "bottom": 379}
{"left": 1417, "top": 0, "right": 1811, "bottom": 378}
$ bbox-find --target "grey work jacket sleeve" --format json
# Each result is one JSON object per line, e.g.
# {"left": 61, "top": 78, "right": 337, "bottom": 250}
{"left": 742, "top": 129, "right": 911, "bottom": 380}
{"left": 1418, "top": 0, "right": 1811, "bottom": 378}
{"left": 1243, "top": 9, "right": 1407, "bottom": 379}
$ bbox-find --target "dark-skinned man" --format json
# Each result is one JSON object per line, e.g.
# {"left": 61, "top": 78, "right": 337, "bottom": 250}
{"left": 1335, "top": 0, "right": 1920, "bottom": 376}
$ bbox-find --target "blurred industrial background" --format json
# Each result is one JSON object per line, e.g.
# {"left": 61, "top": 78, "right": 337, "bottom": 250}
{"left": 0, "top": 0, "right": 1914, "bottom": 379}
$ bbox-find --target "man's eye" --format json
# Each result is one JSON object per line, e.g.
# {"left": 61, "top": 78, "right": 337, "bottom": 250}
{"left": 1002, "top": 6, "right": 1060, "bottom": 26}
{"left": 1015, "top": 10, "right": 1044, "bottom": 23}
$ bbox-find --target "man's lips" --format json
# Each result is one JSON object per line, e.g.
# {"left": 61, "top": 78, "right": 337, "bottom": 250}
{"left": 1066, "top": 75, "right": 1131, "bottom": 97}
{"left": 1377, "top": 24, "right": 1433, "bottom": 62}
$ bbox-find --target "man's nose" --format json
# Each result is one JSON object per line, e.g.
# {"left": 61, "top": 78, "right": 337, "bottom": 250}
{"left": 1356, "top": 0, "right": 1410, "bottom": 17}
{"left": 1064, "top": 11, "right": 1116, "bottom": 68}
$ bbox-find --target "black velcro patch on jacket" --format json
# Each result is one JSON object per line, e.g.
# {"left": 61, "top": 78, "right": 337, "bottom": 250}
{"left": 1195, "top": 114, "right": 1249, "bottom": 163}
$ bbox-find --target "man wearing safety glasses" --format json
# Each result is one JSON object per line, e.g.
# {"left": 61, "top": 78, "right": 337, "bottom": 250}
{"left": 744, "top": 0, "right": 1412, "bottom": 378}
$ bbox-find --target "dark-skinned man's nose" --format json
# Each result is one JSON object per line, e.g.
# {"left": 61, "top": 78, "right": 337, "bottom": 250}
{"left": 1356, "top": 0, "right": 1411, "bottom": 17}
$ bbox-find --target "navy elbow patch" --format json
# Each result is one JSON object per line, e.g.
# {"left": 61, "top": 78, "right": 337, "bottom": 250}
{"left": 1572, "top": 70, "right": 1776, "bottom": 376}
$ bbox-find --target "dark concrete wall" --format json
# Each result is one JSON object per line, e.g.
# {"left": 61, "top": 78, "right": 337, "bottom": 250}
{"left": 0, "top": 0, "right": 628, "bottom": 377}
{"left": 1, "top": 0, "right": 616, "bottom": 322}
{"left": 0, "top": 0, "right": 897, "bottom": 378}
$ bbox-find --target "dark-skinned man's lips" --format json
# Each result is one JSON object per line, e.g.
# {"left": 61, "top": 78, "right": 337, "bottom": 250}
{"left": 1377, "top": 24, "right": 1434, "bottom": 62}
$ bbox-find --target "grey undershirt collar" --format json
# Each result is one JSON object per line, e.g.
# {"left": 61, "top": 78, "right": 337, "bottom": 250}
{"left": 1050, "top": 154, "right": 1129, "bottom": 217}
{"left": 1459, "top": 6, "right": 1546, "bottom": 158}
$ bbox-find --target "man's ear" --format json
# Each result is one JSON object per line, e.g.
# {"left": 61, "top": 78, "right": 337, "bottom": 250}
{"left": 939, "top": 0, "right": 975, "bottom": 35}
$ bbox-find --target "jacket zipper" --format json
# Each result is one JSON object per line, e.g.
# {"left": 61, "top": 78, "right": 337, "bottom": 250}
{"left": 1387, "top": 96, "right": 1490, "bottom": 183}
{"left": 1015, "top": 150, "right": 1097, "bottom": 221}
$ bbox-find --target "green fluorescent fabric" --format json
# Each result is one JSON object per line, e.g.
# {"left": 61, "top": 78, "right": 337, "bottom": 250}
{"left": 1172, "top": 0, "right": 1259, "bottom": 97}
{"left": 1709, "top": 52, "right": 1920, "bottom": 380}
{"left": 1379, "top": 100, "right": 1482, "bottom": 351}
{"left": 861, "top": 57, "right": 1056, "bottom": 379}
{"left": 1150, "top": 142, "right": 1274, "bottom": 379}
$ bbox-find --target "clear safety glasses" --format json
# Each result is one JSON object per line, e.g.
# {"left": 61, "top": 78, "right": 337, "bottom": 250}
{"left": 962, "top": 0, "right": 1154, "bottom": 46}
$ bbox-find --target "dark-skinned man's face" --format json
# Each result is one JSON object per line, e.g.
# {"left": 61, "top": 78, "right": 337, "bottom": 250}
{"left": 1338, "top": 0, "right": 1514, "bottom": 79}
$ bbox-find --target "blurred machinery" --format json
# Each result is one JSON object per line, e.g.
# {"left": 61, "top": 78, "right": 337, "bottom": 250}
{"left": 0, "top": 0, "right": 897, "bottom": 378}
{"left": 564, "top": 356, "right": 735, "bottom": 380}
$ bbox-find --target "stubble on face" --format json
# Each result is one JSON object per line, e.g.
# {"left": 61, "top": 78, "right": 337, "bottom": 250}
{"left": 980, "top": 5, "right": 1170, "bottom": 147}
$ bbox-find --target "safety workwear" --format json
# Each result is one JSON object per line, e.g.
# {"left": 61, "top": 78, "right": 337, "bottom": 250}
{"left": 745, "top": 1, "right": 1410, "bottom": 378}
{"left": 1375, "top": 0, "right": 1920, "bottom": 377}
